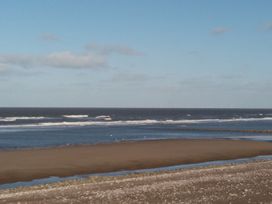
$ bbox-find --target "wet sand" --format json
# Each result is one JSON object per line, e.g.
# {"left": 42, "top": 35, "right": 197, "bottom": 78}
{"left": 1, "top": 160, "right": 272, "bottom": 203}
{"left": 0, "top": 139, "right": 272, "bottom": 185}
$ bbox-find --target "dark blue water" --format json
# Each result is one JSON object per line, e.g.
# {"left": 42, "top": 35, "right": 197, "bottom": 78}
{"left": 0, "top": 108, "right": 272, "bottom": 149}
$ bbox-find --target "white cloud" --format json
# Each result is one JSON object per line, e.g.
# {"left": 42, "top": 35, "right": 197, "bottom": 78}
{"left": 265, "top": 22, "right": 272, "bottom": 31}
{"left": 41, "top": 33, "right": 60, "bottom": 42}
{"left": 110, "top": 73, "right": 150, "bottom": 83}
{"left": 211, "top": 27, "right": 230, "bottom": 35}
{"left": 0, "top": 63, "right": 8, "bottom": 72}
{"left": 107, "top": 72, "right": 166, "bottom": 85}
{"left": 0, "top": 44, "right": 142, "bottom": 71}
{"left": 44, "top": 52, "right": 106, "bottom": 69}
{"left": 0, "top": 52, "right": 107, "bottom": 70}
{"left": 0, "top": 54, "right": 37, "bottom": 68}
{"left": 86, "top": 43, "right": 143, "bottom": 56}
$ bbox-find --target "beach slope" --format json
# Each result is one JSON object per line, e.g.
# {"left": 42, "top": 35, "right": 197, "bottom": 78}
{"left": 1, "top": 160, "right": 272, "bottom": 203}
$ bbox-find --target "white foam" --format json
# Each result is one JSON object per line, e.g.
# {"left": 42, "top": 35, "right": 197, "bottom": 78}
{"left": 0, "top": 117, "right": 46, "bottom": 122}
{"left": 208, "top": 117, "right": 272, "bottom": 122}
{"left": 36, "top": 119, "right": 159, "bottom": 127}
{"left": 1, "top": 117, "right": 272, "bottom": 129}
{"left": 95, "top": 115, "right": 112, "bottom": 121}
{"left": 62, "top": 115, "right": 88, "bottom": 118}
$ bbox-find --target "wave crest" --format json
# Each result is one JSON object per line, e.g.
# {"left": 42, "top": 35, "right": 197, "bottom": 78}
{"left": 1, "top": 117, "right": 272, "bottom": 129}
{"left": 95, "top": 115, "right": 112, "bottom": 121}
{"left": 0, "top": 117, "right": 46, "bottom": 122}
{"left": 62, "top": 115, "right": 88, "bottom": 118}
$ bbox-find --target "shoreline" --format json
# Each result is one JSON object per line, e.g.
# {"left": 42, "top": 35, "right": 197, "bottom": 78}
{"left": 1, "top": 154, "right": 272, "bottom": 190}
{"left": 1, "top": 159, "right": 272, "bottom": 203}
{"left": 1, "top": 139, "right": 272, "bottom": 185}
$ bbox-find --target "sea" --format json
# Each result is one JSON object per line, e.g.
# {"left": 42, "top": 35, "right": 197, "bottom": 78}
{"left": 0, "top": 108, "right": 272, "bottom": 150}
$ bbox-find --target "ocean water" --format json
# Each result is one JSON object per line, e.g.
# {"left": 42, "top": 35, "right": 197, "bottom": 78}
{"left": 0, "top": 108, "right": 272, "bottom": 149}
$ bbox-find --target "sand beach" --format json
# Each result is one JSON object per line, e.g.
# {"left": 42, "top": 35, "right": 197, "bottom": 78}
{"left": 0, "top": 139, "right": 272, "bottom": 185}
{"left": 1, "top": 159, "right": 272, "bottom": 203}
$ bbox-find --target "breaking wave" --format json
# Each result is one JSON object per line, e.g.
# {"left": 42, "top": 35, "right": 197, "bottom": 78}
{"left": 95, "top": 115, "right": 112, "bottom": 121}
{"left": 0, "top": 117, "right": 46, "bottom": 122}
{"left": 62, "top": 115, "right": 89, "bottom": 118}
{"left": 1, "top": 117, "right": 272, "bottom": 129}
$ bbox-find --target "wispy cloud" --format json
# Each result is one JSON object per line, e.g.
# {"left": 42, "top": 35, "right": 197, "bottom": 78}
{"left": 110, "top": 73, "right": 150, "bottom": 83}
{"left": 44, "top": 52, "right": 106, "bottom": 69}
{"left": 86, "top": 43, "right": 144, "bottom": 56}
{"left": 0, "top": 43, "right": 142, "bottom": 71}
{"left": 0, "top": 52, "right": 106, "bottom": 70}
{"left": 107, "top": 72, "right": 166, "bottom": 85}
{"left": 211, "top": 27, "right": 230, "bottom": 35}
{"left": 0, "top": 63, "right": 8, "bottom": 72}
{"left": 264, "top": 22, "right": 272, "bottom": 31}
{"left": 41, "top": 33, "right": 60, "bottom": 42}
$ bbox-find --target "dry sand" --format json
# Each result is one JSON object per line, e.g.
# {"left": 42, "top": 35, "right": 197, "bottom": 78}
{"left": 0, "top": 139, "right": 272, "bottom": 184}
{"left": 1, "top": 160, "right": 272, "bottom": 203}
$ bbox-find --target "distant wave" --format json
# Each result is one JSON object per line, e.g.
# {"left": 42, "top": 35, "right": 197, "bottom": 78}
{"left": 1, "top": 117, "right": 272, "bottom": 129}
{"left": 95, "top": 115, "right": 112, "bottom": 121}
{"left": 181, "top": 117, "right": 272, "bottom": 123}
{"left": 62, "top": 115, "right": 112, "bottom": 120}
{"left": 0, "top": 117, "right": 46, "bottom": 122}
{"left": 6, "top": 120, "right": 160, "bottom": 128}
{"left": 62, "top": 115, "right": 89, "bottom": 118}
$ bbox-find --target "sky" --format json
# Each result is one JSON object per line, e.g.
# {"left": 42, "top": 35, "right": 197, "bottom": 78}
{"left": 0, "top": 0, "right": 272, "bottom": 108}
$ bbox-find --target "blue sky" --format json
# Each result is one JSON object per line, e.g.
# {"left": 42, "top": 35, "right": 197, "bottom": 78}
{"left": 0, "top": 0, "right": 272, "bottom": 108}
